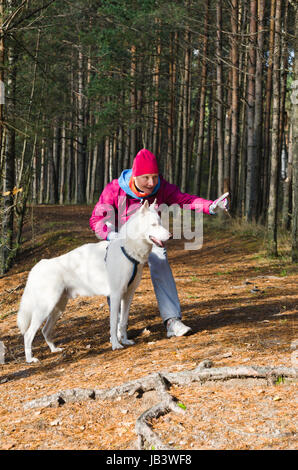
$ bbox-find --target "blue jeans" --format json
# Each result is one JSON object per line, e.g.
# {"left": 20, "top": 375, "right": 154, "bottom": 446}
{"left": 148, "top": 245, "right": 181, "bottom": 324}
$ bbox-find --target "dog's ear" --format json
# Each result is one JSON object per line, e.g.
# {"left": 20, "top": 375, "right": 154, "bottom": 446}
{"left": 141, "top": 200, "right": 150, "bottom": 212}
{"left": 150, "top": 198, "right": 158, "bottom": 210}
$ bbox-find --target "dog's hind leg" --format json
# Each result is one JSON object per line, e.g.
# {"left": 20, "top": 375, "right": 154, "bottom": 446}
{"left": 109, "top": 293, "right": 123, "bottom": 350}
{"left": 42, "top": 309, "right": 63, "bottom": 354}
{"left": 24, "top": 315, "right": 44, "bottom": 363}
{"left": 42, "top": 293, "right": 68, "bottom": 354}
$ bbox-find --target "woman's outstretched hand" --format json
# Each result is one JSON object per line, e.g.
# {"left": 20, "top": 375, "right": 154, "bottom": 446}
{"left": 209, "top": 192, "right": 230, "bottom": 215}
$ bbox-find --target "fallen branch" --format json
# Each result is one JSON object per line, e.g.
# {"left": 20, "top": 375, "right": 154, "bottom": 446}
{"left": 23, "top": 362, "right": 297, "bottom": 450}
{"left": 135, "top": 372, "right": 184, "bottom": 450}
{"left": 24, "top": 362, "right": 297, "bottom": 409}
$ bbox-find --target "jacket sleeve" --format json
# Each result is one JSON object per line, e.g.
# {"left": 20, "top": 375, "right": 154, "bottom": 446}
{"left": 162, "top": 180, "right": 213, "bottom": 214}
{"left": 89, "top": 182, "right": 116, "bottom": 240}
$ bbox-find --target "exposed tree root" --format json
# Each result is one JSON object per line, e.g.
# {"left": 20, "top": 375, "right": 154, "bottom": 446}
{"left": 23, "top": 361, "right": 297, "bottom": 450}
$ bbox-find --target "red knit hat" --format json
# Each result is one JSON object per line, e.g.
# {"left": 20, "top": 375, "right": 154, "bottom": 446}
{"left": 132, "top": 149, "right": 159, "bottom": 177}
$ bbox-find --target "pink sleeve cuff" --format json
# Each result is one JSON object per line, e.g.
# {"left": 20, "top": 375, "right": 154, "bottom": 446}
{"left": 189, "top": 197, "right": 213, "bottom": 214}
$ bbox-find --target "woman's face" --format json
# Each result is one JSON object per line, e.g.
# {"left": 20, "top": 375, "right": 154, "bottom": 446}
{"left": 134, "top": 174, "right": 158, "bottom": 194}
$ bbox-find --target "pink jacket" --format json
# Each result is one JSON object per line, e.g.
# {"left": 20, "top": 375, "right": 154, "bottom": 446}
{"left": 89, "top": 172, "right": 213, "bottom": 240}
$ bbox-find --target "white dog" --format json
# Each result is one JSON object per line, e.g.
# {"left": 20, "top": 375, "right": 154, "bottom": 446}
{"left": 17, "top": 200, "right": 171, "bottom": 363}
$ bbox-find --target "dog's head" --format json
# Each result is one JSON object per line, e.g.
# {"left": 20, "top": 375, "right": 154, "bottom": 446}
{"left": 139, "top": 199, "right": 172, "bottom": 248}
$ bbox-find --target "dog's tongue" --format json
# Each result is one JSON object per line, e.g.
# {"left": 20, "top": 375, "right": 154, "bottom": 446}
{"left": 150, "top": 236, "right": 164, "bottom": 248}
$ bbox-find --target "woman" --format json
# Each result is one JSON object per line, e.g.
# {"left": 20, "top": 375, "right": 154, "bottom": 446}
{"left": 90, "top": 148, "right": 228, "bottom": 338}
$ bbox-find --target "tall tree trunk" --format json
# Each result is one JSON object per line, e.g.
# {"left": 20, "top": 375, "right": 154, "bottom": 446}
{"left": 224, "top": 69, "right": 232, "bottom": 193}
{"left": 216, "top": 0, "right": 224, "bottom": 195}
{"left": 254, "top": 0, "right": 265, "bottom": 219}
{"left": 52, "top": 123, "right": 60, "bottom": 203}
{"left": 167, "top": 32, "right": 176, "bottom": 184}
{"left": 194, "top": 0, "right": 209, "bottom": 194}
{"left": 153, "top": 31, "right": 160, "bottom": 157}
{"left": 281, "top": 1, "right": 290, "bottom": 230}
{"left": 39, "top": 128, "right": 46, "bottom": 204}
{"left": 31, "top": 134, "right": 38, "bottom": 204}
{"left": 174, "top": 67, "right": 184, "bottom": 186}
{"left": 279, "top": 0, "right": 289, "bottom": 158}
{"left": 1, "top": 20, "right": 16, "bottom": 274}
{"left": 130, "top": 45, "right": 137, "bottom": 159}
{"left": 266, "top": 0, "right": 282, "bottom": 257}
{"left": 0, "top": 0, "right": 4, "bottom": 157}
{"left": 291, "top": 3, "right": 298, "bottom": 262}
{"left": 47, "top": 138, "right": 56, "bottom": 204}
{"left": 207, "top": 85, "right": 215, "bottom": 199}
{"left": 181, "top": 27, "right": 191, "bottom": 192}
{"left": 282, "top": 122, "right": 292, "bottom": 230}
{"left": 90, "top": 135, "right": 99, "bottom": 203}
{"left": 262, "top": 0, "right": 276, "bottom": 220}
{"left": 17, "top": 29, "right": 40, "bottom": 189}
{"left": 245, "top": 0, "right": 257, "bottom": 221}
{"left": 76, "top": 46, "right": 86, "bottom": 203}
{"left": 237, "top": 0, "right": 249, "bottom": 217}
{"left": 59, "top": 120, "right": 66, "bottom": 204}
{"left": 230, "top": 0, "right": 239, "bottom": 212}
{"left": 104, "top": 135, "right": 110, "bottom": 188}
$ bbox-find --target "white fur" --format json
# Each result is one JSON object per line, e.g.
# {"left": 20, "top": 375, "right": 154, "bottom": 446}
{"left": 17, "top": 200, "right": 170, "bottom": 363}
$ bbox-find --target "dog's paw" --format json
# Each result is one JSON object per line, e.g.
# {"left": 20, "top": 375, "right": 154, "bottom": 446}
{"left": 26, "top": 357, "right": 39, "bottom": 364}
{"left": 122, "top": 339, "right": 135, "bottom": 346}
{"left": 51, "top": 347, "right": 63, "bottom": 353}
{"left": 111, "top": 341, "right": 124, "bottom": 350}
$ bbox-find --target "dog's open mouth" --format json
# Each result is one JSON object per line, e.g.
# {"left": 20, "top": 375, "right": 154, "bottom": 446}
{"left": 149, "top": 236, "right": 165, "bottom": 248}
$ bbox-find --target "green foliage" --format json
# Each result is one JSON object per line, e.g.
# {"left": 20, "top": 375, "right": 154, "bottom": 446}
{"left": 177, "top": 402, "right": 187, "bottom": 410}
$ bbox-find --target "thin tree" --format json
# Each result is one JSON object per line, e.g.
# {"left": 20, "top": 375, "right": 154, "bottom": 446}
{"left": 194, "top": 0, "right": 209, "bottom": 194}
{"left": 0, "top": 0, "right": 4, "bottom": 157}
{"left": 0, "top": 0, "right": 16, "bottom": 275}
{"left": 262, "top": 0, "right": 276, "bottom": 219}
{"left": 254, "top": 0, "right": 265, "bottom": 219}
{"left": 266, "top": 0, "right": 282, "bottom": 257}
{"left": 181, "top": 25, "right": 191, "bottom": 193}
{"left": 230, "top": 0, "right": 240, "bottom": 213}
{"left": 216, "top": 0, "right": 224, "bottom": 195}
{"left": 246, "top": 0, "right": 257, "bottom": 221}
{"left": 291, "top": 1, "right": 298, "bottom": 262}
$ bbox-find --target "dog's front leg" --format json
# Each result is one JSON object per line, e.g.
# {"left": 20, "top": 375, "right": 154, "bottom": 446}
{"left": 117, "top": 290, "right": 135, "bottom": 346}
{"left": 109, "top": 294, "right": 124, "bottom": 350}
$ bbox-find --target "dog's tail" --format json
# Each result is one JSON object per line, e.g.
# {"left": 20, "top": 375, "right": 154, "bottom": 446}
{"left": 17, "top": 305, "right": 32, "bottom": 335}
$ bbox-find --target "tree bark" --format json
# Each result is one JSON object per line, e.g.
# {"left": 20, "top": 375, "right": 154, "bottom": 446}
{"left": 0, "top": 0, "right": 4, "bottom": 158}
{"left": 282, "top": 122, "right": 292, "bottom": 230}
{"left": 181, "top": 27, "right": 191, "bottom": 192}
{"left": 254, "top": 0, "right": 265, "bottom": 219}
{"left": 76, "top": 46, "right": 86, "bottom": 203}
{"left": 166, "top": 32, "right": 176, "bottom": 184}
{"left": 130, "top": 44, "right": 137, "bottom": 160}
{"left": 194, "top": 0, "right": 209, "bottom": 194}
{"left": 224, "top": 69, "right": 232, "bottom": 194}
{"left": 38, "top": 129, "right": 46, "bottom": 204}
{"left": 230, "top": 0, "right": 239, "bottom": 213}
{"left": 266, "top": 0, "right": 282, "bottom": 257}
{"left": 216, "top": 0, "right": 224, "bottom": 195}
{"left": 0, "top": 8, "right": 16, "bottom": 274}
{"left": 59, "top": 121, "right": 66, "bottom": 205}
{"left": 245, "top": 0, "right": 257, "bottom": 221}
{"left": 262, "top": 0, "right": 276, "bottom": 220}
{"left": 291, "top": 3, "right": 298, "bottom": 262}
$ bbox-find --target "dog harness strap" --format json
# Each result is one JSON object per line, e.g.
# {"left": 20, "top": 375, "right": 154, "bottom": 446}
{"left": 104, "top": 244, "right": 109, "bottom": 263}
{"left": 120, "top": 246, "right": 139, "bottom": 286}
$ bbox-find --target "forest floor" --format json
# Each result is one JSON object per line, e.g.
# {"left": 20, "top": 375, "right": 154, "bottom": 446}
{"left": 0, "top": 205, "right": 297, "bottom": 451}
